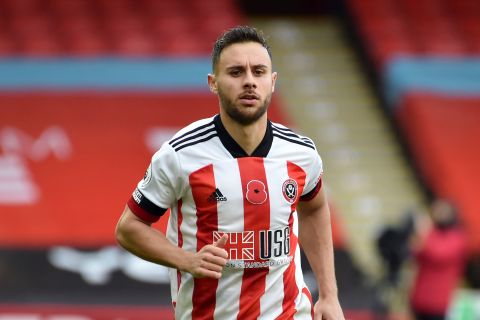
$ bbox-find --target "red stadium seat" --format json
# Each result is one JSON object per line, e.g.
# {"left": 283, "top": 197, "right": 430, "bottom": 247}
{"left": 113, "top": 32, "right": 157, "bottom": 57}
{"left": 64, "top": 34, "right": 111, "bottom": 56}
{"left": 0, "top": 0, "right": 243, "bottom": 56}
{"left": 1, "top": 0, "right": 43, "bottom": 15}
{"left": 17, "top": 35, "right": 62, "bottom": 56}
{"left": 396, "top": 93, "right": 480, "bottom": 252}
{"left": 159, "top": 34, "right": 208, "bottom": 56}
{"left": 348, "top": 0, "right": 480, "bottom": 61}
{"left": 48, "top": 0, "right": 94, "bottom": 17}
{"left": 0, "top": 33, "right": 15, "bottom": 56}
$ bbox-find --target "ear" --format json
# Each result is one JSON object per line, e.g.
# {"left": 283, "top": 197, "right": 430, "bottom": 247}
{"left": 208, "top": 74, "right": 218, "bottom": 94}
{"left": 271, "top": 71, "right": 278, "bottom": 93}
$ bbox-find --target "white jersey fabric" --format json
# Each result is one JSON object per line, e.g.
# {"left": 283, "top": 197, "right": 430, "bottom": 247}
{"left": 128, "top": 114, "right": 324, "bottom": 320}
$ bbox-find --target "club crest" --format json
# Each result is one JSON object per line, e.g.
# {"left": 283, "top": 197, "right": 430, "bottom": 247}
{"left": 282, "top": 179, "right": 298, "bottom": 204}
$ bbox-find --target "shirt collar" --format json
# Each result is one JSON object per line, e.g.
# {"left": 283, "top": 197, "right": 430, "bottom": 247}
{"left": 213, "top": 114, "right": 273, "bottom": 158}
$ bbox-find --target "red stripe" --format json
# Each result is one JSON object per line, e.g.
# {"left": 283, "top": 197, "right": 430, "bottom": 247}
{"left": 236, "top": 158, "right": 270, "bottom": 320}
{"left": 282, "top": 162, "right": 307, "bottom": 316}
{"left": 189, "top": 164, "right": 219, "bottom": 320}
{"left": 302, "top": 287, "right": 314, "bottom": 318}
{"left": 177, "top": 199, "right": 183, "bottom": 294}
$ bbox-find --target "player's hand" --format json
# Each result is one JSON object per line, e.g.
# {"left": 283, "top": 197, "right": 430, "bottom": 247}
{"left": 187, "top": 234, "right": 229, "bottom": 279}
{"left": 314, "top": 296, "right": 344, "bottom": 320}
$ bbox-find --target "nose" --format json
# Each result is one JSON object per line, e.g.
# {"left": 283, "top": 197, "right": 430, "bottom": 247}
{"left": 243, "top": 70, "right": 257, "bottom": 89}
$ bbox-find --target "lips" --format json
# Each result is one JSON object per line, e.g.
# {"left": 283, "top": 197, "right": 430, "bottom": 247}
{"left": 239, "top": 92, "right": 260, "bottom": 100}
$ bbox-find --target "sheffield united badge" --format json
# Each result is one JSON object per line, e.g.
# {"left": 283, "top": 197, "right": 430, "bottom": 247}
{"left": 282, "top": 179, "right": 298, "bottom": 204}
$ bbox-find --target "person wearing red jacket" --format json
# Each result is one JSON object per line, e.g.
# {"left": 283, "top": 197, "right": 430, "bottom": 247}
{"left": 410, "top": 199, "right": 468, "bottom": 320}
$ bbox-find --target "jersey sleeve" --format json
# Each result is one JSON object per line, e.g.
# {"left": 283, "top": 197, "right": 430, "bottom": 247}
{"left": 299, "top": 150, "right": 323, "bottom": 202}
{"left": 127, "top": 143, "right": 181, "bottom": 222}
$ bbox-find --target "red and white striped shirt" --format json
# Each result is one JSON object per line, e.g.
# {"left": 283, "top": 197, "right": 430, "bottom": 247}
{"left": 128, "top": 115, "right": 323, "bottom": 319}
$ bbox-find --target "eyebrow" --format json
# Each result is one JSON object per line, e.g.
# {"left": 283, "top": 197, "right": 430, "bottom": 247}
{"left": 226, "top": 64, "right": 269, "bottom": 70}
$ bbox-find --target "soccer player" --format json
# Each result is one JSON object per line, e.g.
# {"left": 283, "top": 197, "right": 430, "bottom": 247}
{"left": 116, "top": 26, "right": 344, "bottom": 320}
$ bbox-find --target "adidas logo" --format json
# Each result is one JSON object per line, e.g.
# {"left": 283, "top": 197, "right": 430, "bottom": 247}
{"left": 208, "top": 188, "right": 227, "bottom": 202}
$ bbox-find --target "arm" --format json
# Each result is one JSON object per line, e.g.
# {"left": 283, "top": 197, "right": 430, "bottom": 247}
{"left": 297, "top": 186, "right": 344, "bottom": 320}
{"left": 116, "top": 205, "right": 228, "bottom": 279}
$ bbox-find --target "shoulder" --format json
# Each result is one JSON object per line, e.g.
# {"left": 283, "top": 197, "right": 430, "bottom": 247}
{"left": 167, "top": 116, "right": 217, "bottom": 152}
{"left": 270, "top": 121, "right": 316, "bottom": 151}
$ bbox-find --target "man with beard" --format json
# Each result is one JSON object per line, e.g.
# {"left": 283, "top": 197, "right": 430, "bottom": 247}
{"left": 116, "top": 26, "right": 344, "bottom": 320}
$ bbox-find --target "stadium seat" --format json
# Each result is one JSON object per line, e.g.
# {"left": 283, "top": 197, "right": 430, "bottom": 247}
{"left": 64, "top": 34, "right": 110, "bottom": 55}
{"left": 0, "top": 0, "right": 243, "bottom": 56}
{"left": 396, "top": 93, "right": 480, "bottom": 252}
{"left": 348, "top": 0, "right": 480, "bottom": 64}
{"left": 0, "top": 35, "right": 15, "bottom": 56}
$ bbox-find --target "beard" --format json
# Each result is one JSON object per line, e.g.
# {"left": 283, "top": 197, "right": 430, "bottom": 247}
{"left": 218, "top": 89, "right": 272, "bottom": 126}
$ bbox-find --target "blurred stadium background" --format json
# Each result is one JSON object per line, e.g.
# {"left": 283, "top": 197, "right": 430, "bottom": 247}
{"left": 0, "top": 0, "right": 479, "bottom": 319}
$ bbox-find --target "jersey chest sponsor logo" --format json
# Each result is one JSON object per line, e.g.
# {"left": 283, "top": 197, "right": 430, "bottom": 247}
{"left": 213, "top": 227, "right": 291, "bottom": 268}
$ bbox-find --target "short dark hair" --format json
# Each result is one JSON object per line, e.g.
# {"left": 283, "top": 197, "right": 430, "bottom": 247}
{"left": 211, "top": 26, "right": 272, "bottom": 72}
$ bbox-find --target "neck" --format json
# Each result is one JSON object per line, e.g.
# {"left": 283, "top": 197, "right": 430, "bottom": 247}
{"left": 219, "top": 112, "right": 267, "bottom": 155}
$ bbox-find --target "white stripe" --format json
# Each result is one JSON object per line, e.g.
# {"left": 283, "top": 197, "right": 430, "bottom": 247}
{"left": 293, "top": 293, "right": 313, "bottom": 320}
{"left": 176, "top": 272, "right": 195, "bottom": 320}
{"left": 213, "top": 159, "right": 244, "bottom": 318}
{"left": 178, "top": 188, "right": 198, "bottom": 252}
{"left": 214, "top": 269, "right": 244, "bottom": 319}
{"left": 173, "top": 188, "right": 198, "bottom": 319}
{"left": 259, "top": 264, "right": 285, "bottom": 319}
{"left": 259, "top": 160, "right": 294, "bottom": 318}
{"left": 166, "top": 206, "right": 179, "bottom": 304}
{"left": 264, "top": 159, "right": 293, "bottom": 228}
{"left": 292, "top": 211, "right": 312, "bottom": 320}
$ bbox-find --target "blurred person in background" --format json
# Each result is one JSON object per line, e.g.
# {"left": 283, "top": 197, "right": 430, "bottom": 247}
{"left": 377, "top": 209, "right": 415, "bottom": 287}
{"left": 409, "top": 199, "right": 468, "bottom": 320}
{"left": 115, "top": 26, "right": 344, "bottom": 319}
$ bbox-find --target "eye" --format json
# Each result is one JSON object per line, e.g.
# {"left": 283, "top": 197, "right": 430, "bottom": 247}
{"left": 254, "top": 68, "right": 266, "bottom": 76}
{"left": 229, "top": 69, "right": 241, "bottom": 77}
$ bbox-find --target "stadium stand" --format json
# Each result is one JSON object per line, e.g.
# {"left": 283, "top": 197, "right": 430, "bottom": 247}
{"left": 345, "top": 0, "right": 480, "bottom": 316}
{"left": 347, "top": 0, "right": 480, "bottom": 253}
{"left": 345, "top": 0, "right": 480, "bottom": 319}
{"left": 348, "top": 0, "right": 480, "bottom": 69}
{"left": 396, "top": 93, "right": 480, "bottom": 252}
{"left": 0, "top": 0, "right": 242, "bottom": 56}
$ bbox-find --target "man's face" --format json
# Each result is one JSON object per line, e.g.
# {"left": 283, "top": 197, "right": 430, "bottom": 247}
{"left": 208, "top": 42, "right": 277, "bottom": 126}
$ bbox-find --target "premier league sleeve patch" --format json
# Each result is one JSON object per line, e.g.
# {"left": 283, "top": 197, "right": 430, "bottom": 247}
{"left": 141, "top": 163, "right": 153, "bottom": 187}
{"left": 282, "top": 179, "right": 298, "bottom": 204}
